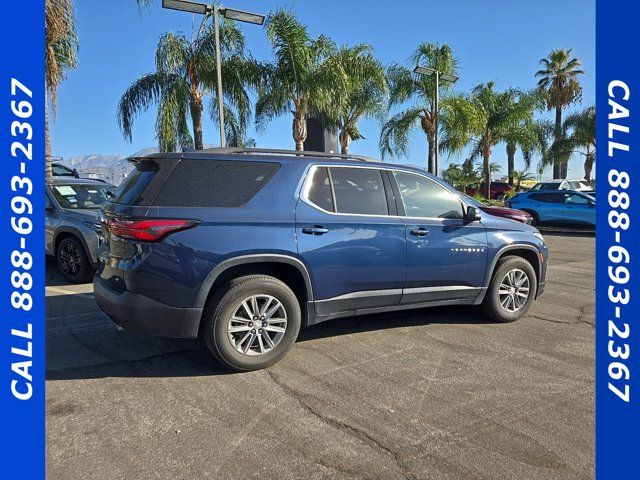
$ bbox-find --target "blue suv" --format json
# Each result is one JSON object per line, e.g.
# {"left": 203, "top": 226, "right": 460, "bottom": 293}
{"left": 94, "top": 149, "right": 548, "bottom": 371}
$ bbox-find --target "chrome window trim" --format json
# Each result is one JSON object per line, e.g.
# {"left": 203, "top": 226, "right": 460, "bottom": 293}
{"left": 300, "top": 164, "right": 474, "bottom": 222}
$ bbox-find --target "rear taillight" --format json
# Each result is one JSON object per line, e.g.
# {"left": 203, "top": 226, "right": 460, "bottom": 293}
{"left": 105, "top": 218, "right": 200, "bottom": 241}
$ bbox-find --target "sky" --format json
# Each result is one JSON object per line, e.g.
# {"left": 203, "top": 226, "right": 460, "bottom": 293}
{"left": 52, "top": 0, "right": 595, "bottom": 179}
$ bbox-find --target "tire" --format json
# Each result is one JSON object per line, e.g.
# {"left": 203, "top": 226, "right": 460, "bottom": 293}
{"left": 202, "top": 275, "right": 301, "bottom": 371}
{"left": 481, "top": 256, "right": 537, "bottom": 323}
{"left": 56, "top": 236, "right": 94, "bottom": 284}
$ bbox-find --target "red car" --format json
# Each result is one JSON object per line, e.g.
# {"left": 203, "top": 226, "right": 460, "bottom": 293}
{"left": 466, "top": 182, "right": 514, "bottom": 199}
{"left": 459, "top": 193, "right": 532, "bottom": 224}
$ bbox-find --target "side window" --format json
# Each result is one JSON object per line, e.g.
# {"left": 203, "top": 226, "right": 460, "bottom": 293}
{"left": 393, "top": 171, "right": 463, "bottom": 219}
{"left": 565, "top": 194, "right": 591, "bottom": 205}
{"left": 306, "top": 167, "right": 334, "bottom": 212}
{"left": 328, "top": 167, "right": 388, "bottom": 215}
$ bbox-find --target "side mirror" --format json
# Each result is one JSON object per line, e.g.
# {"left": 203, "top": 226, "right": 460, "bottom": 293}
{"left": 465, "top": 206, "right": 481, "bottom": 223}
{"left": 588, "top": 200, "right": 595, "bottom": 206}
{"left": 73, "top": 168, "right": 80, "bottom": 178}
{"left": 45, "top": 205, "right": 55, "bottom": 213}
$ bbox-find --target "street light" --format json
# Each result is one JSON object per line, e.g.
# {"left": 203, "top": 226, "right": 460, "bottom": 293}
{"left": 413, "top": 65, "right": 459, "bottom": 176}
{"left": 162, "top": 1, "right": 264, "bottom": 148}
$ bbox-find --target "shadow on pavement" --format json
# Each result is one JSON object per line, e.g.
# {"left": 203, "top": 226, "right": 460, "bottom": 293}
{"left": 47, "top": 276, "right": 491, "bottom": 381}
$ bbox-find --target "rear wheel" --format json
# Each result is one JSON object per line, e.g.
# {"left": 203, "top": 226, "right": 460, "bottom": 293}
{"left": 481, "top": 256, "right": 537, "bottom": 323}
{"left": 202, "top": 275, "right": 301, "bottom": 371}
{"left": 56, "top": 236, "right": 94, "bottom": 284}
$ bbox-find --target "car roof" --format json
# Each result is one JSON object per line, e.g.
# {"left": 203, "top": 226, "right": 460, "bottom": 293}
{"left": 49, "top": 177, "right": 114, "bottom": 187}
{"left": 130, "top": 148, "right": 431, "bottom": 177}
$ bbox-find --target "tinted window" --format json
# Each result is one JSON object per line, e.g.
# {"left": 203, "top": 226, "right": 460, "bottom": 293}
{"left": 567, "top": 180, "right": 590, "bottom": 190}
{"left": 52, "top": 164, "right": 76, "bottom": 176}
{"left": 531, "top": 182, "right": 559, "bottom": 191}
{"left": 154, "top": 160, "right": 280, "bottom": 207}
{"left": 529, "top": 193, "right": 566, "bottom": 203}
{"left": 565, "top": 193, "right": 592, "bottom": 205}
{"left": 306, "top": 167, "right": 334, "bottom": 212}
{"left": 329, "top": 167, "right": 388, "bottom": 215}
{"left": 51, "top": 184, "right": 114, "bottom": 210}
{"left": 394, "top": 172, "right": 463, "bottom": 219}
{"left": 112, "top": 162, "right": 159, "bottom": 205}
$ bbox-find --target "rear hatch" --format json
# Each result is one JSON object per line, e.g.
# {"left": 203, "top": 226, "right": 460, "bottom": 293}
{"left": 98, "top": 157, "right": 176, "bottom": 291}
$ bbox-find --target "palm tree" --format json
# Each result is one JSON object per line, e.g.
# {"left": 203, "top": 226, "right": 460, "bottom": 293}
{"left": 256, "top": 10, "right": 347, "bottom": 151}
{"left": 443, "top": 158, "right": 481, "bottom": 192}
{"left": 550, "top": 106, "right": 596, "bottom": 181}
{"left": 380, "top": 43, "right": 457, "bottom": 173}
{"left": 501, "top": 91, "right": 546, "bottom": 186}
{"left": 45, "top": 0, "right": 79, "bottom": 182}
{"left": 536, "top": 49, "right": 584, "bottom": 179}
{"left": 441, "top": 82, "right": 533, "bottom": 198}
{"left": 118, "top": 20, "right": 258, "bottom": 152}
{"left": 512, "top": 169, "right": 536, "bottom": 191}
{"left": 323, "top": 44, "right": 387, "bottom": 154}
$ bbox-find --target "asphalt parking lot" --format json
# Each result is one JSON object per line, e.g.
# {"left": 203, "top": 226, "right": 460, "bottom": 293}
{"left": 46, "top": 233, "right": 595, "bottom": 480}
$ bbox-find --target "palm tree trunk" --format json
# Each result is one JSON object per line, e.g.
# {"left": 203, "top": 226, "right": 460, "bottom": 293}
{"left": 293, "top": 110, "right": 307, "bottom": 151}
{"left": 190, "top": 94, "right": 204, "bottom": 150}
{"left": 584, "top": 148, "right": 594, "bottom": 182}
{"left": 553, "top": 107, "right": 562, "bottom": 179}
{"left": 340, "top": 129, "right": 350, "bottom": 155}
{"left": 483, "top": 150, "right": 491, "bottom": 199}
{"left": 45, "top": 89, "right": 53, "bottom": 183}
{"left": 506, "top": 142, "right": 516, "bottom": 186}
{"left": 427, "top": 132, "right": 436, "bottom": 174}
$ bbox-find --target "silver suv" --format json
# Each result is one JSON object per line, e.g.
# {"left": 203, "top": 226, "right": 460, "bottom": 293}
{"left": 45, "top": 178, "right": 114, "bottom": 283}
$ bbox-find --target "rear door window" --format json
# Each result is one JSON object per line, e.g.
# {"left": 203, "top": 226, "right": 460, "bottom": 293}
{"left": 328, "top": 167, "right": 388, "bottom": 216}
{"left": 306, "top": 167, "right": 335, "bottom": 212}
{"left": 530, "top": 193, "right": 566, "bottom": 203}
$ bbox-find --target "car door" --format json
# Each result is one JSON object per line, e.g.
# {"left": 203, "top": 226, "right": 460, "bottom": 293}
{"left": 564, "top": 193, "right": 596, "bottom": 225}
{"left": 390, "top": 171, "right": 488, "bottom": 305}
{"left": 296, "top": 165, "right": 406, "bottom": 316}
{"left": 529, "top": 193, "right": 566, "bottom": 222}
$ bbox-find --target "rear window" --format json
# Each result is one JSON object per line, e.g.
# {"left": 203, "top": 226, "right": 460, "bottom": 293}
{"left": 111, "top": 162, "right": 159, "bottom": 205}
{"left": 153, "top": 159, "right": 280, "bottom": 207}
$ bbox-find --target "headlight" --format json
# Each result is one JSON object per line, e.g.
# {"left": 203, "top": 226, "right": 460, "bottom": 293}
{"left": 533, "top": 232, "right": 545, "bottom": 243}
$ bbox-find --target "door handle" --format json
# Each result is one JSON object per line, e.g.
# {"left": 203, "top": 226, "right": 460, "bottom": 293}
{"left": 410, "top": 227, "right": 429, "bottom": 237}
{"left": 302, "top": 225, "right": 329, "bottom": 235}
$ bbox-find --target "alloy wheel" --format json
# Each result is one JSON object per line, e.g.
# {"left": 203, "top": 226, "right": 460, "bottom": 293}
{"left": 227, "top": 294, "right": 288, "bottom": 356}
{"left": 59, "top": 242, "right": 82, "bottom": 278}
{"left": 498, "top": 268, "right": 531, "bottom": 313}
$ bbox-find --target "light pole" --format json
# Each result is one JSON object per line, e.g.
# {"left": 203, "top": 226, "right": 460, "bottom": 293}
{"left": 413, "top": 66, "right": 458, "bottom": 176}
{"left": 162, "top": 0, "right": 264, "bottom": 148}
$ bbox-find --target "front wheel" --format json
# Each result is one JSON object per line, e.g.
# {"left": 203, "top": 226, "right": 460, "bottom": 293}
{"left": 202, "top": 275, "right": 301, "bottom": 371}
{"left": 481, "top": 256, "right": 537, "bottom": 323}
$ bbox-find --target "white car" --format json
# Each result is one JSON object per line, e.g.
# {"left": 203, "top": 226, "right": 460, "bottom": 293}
{"left": 529, "top": 179, "right": 593, "bottom": 192}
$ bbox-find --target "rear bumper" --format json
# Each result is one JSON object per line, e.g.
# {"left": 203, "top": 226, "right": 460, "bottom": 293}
{"left": 94, "top": 276, "right": 202, "bottom": 338}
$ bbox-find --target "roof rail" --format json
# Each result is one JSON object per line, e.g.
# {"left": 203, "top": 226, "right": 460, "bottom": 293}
{"left": 196, "top": 147, "right": 380, "bottom": 163}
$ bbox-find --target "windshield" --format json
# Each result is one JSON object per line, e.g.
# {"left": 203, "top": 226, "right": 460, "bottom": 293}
{"left": 51, "top": 184, "right": 113, "bottom": 210}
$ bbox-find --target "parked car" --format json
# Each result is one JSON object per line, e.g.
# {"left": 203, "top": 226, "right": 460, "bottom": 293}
{"left": 529, "top": 179, "right": 593, "bottom": 193}
{"left": 46, "top": 178, "right": 115, "bottom": 283}
{"left": 95, "top": 148, "right": 548, "bottom": 371}
{"left": 458, "top": 192, "right": 532, "bottom": 224}
{"left": 465, "top": 181, "right": 513, "bottom": 199}
{"left": 52, "top": 162, "right": 79, "bottom": 178}
{"left": 506, "top": 190, "right": 595, "bottom": 227}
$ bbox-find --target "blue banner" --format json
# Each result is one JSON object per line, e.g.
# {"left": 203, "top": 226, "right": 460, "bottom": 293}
{"left": 0, "top": 0, "right": 45, "bottom": 478}
{"left": 596, "top": 0, "right": 640, "bottom": 477}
